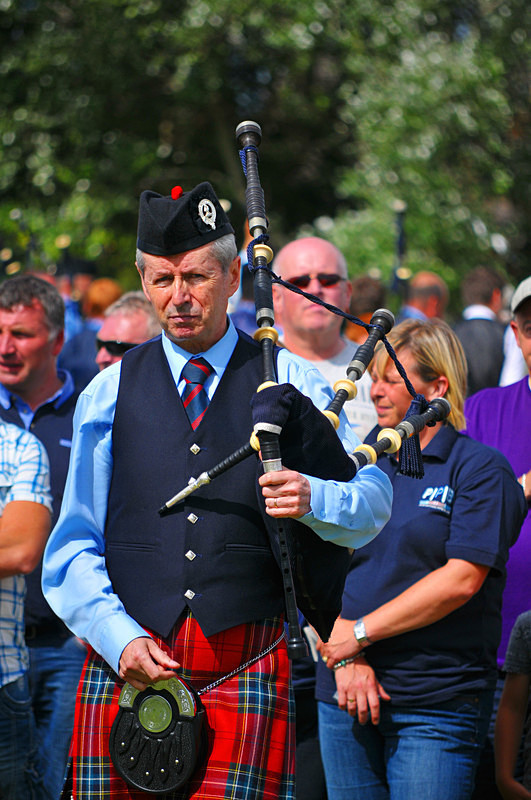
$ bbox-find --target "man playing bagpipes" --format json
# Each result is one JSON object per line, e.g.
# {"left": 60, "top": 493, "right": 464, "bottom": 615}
{"left": 42, "top": 180, "right": 392, "bottom": 800}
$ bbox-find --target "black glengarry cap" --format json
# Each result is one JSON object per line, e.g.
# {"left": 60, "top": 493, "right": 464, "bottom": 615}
{"left": 136, "top": 182, "right": 234, "bottom": 256}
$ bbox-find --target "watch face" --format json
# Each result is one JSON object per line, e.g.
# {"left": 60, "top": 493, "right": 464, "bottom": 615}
{"left": 354, "top": 620, "right": 368, "bottom": 645}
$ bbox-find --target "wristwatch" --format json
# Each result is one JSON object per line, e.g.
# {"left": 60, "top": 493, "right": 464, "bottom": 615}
{"left": 353, "top": 617, "right": 372, "bottom": 648}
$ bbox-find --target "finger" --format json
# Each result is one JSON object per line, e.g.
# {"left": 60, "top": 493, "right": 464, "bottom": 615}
{"left": 346, "top": 696, "right": 357, "bottom": 717}
{"left": 120, "top": 661, "right": 178, "bottom": 686}
{"left": 119, "top": 638, "right": 179, "bottom": 685}
{"left": 378, "top": 683, "right": 392, "bottom": 702}
{"left": 146, "top": 639, "right": 180, "bottom": 669}
{"left": 366, "top": 687, "right": 382, "bottom": 725}
{"left": 356, "top": 692, "right": 370, "bottom": 725}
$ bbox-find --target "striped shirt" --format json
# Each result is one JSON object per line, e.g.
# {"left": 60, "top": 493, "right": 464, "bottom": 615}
{"left": 0, "top": 420, "right": 52, "bottom": 687}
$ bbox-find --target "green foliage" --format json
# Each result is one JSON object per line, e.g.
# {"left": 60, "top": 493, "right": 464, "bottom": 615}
{"left": 0, "top": 0, "right": 528, "bottom": 300}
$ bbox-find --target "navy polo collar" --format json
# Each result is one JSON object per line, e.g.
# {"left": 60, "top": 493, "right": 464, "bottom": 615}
{"left": 0, "top": 368, "right": 75, "bottom": 413}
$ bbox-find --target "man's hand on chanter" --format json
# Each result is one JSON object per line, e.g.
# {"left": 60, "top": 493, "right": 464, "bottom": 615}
{"left": 259, "top": 468, "right": 311, "bottom": 518}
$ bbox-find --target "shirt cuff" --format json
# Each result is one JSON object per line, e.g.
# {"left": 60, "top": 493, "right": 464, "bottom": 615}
{"left": 97, "top": 612, "right": 152, "bottom": 675}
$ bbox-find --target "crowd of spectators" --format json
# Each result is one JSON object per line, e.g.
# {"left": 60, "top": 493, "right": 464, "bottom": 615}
{"left": 0, "top": 233, "right": 528, "bottom": 800}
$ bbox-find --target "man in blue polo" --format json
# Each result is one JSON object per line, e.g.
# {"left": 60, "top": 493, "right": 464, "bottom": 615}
{"left": 0, "top": 275, "right": 85, "bottom": 799}
{"left": 43, "top": 182, "right": 392, "bottom": 799}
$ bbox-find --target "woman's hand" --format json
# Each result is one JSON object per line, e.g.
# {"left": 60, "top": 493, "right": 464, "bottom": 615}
{"left": 321, "top": 617, "right": 362, "bottom": 666}
{"left": 334, "top": 655, "right": 390, "bottom": 725}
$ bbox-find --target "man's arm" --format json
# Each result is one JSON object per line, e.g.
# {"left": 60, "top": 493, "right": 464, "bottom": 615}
{"left": 0, "top": 425, "right": 53, "bottom": 577}
{"left": 42, "top": 367, "right": 161, "bottom": 675}
{"left": 276, "top": 349, "right": 392, "bottom": 547}
{"left": 0, "top": 501, "right": 51, "bottom": 578}
{"left": 495, "top": 673, "right": 531, "bottom": 800}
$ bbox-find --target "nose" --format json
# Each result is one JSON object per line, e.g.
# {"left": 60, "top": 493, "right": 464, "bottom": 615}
{"left": 171, "top": 277, "right": 191, "bottom": 306}
{"left": 96, "top": 345, "right": 112, "bottom": 370}
{"left": 306, "top": 276, "right": 324, "bottom": 294}
{"left": 370, "top": 376, "right": 385, "bottom": 401}
{"left": 0, "top": 333, "right": 15, "bottom": 355}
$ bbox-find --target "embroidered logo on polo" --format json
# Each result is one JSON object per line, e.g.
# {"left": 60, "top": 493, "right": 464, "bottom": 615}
{"left": 418, "top": 485, "right": 454, "bottom": 515}
{"left": 198, "top": 198, "right": 216, "bottom": 229}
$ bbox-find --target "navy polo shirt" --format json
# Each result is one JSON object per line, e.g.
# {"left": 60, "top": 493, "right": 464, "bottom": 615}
{"left": 316, "top": 424, "right": 526, "bottom": 707}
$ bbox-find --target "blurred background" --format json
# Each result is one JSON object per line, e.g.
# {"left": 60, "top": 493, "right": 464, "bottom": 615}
{"left": 0, "top": 0, "right": 529, "bottom": 315}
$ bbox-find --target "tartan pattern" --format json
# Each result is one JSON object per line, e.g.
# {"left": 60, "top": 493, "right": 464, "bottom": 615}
{"left": 65, "top": 614, "right": 294, "bottom": 799}
{"left": 181, "top": 358, "right": 212, "bottom": 430}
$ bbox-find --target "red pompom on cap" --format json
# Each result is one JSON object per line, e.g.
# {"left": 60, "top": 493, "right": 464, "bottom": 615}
{"left": 171, "top": 186, "right": 183, "bottom": 200}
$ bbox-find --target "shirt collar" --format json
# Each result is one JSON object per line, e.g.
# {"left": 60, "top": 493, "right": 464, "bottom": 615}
{"left": 420, "top": 423, "right": 458, "bottom": 461}
{"left": 161, "top": 318, "right": 239, "bottom": 387}
{"left": 0, "top": 368, "right": 75, "bottom": 412}
{"left": 462, "top": 304, "right": 497, "bottom": 321}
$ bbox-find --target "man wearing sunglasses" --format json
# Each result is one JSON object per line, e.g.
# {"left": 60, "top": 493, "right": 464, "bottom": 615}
{"left": 273, "top": 236, "right": 376, "bottom": 441}
{"left": 95, "top": 291, "right": 161, "bottom": 371}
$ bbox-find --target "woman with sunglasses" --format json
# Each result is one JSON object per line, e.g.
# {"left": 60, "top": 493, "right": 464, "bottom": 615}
{"left": 318, "top": 319, "right": 527, "bottom": 800}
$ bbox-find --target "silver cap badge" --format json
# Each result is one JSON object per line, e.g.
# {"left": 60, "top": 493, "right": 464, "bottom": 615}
{"left": 198, "top": 198, "right": 216, "bottom": 230}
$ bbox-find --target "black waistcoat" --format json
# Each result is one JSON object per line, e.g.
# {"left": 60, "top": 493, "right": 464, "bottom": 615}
{"left": 105, "top": 334, "right": 285, "bottom": 638}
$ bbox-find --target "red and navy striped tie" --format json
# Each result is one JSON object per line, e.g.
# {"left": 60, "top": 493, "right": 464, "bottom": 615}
{"left": 181, "top": 357, "right": 213, "bottom": 430}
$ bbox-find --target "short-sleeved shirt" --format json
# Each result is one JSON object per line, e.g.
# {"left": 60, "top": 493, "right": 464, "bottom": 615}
{"left": 316, "top": 424, "right": 526, "bottom": 707}
{"left": 465, "top": 377, "right": 531, "bottom": 667}
{"left": 0, "top": 421, "right": 52, "bottom": 687}
{"left": 503, "top": 611, "right": 531, "bottom": 791}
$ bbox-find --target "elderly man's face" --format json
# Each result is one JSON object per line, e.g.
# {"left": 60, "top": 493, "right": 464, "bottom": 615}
{"left": 139, "top": 243, "right": 240, "bottom": 354}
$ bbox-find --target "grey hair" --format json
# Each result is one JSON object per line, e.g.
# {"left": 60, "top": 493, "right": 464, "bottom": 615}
{"left": 136, "top": 233, "right": 238, "bottom": 276}
{"left": 105, "top": 290, "right": 161, "bottom": 338}
{"left": 0, "top": 274, "right": 64, "bottom": 334}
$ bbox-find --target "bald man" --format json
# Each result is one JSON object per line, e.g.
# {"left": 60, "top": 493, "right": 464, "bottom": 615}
{"left": 273, "top": 236, "right": 376, "bottom": 441}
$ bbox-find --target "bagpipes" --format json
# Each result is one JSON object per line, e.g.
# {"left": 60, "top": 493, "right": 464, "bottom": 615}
{"left": 109, "top": 121, "right": 451, "bottom": 796}
{"left": 158, "top": 120, "right": 450, "bottom": 657}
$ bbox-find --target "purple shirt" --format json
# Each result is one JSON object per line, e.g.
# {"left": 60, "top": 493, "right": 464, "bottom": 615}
{"left": 465, "top": 377, "right": 531, "bottom": 668}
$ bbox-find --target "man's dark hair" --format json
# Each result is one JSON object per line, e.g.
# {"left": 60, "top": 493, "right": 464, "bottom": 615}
{"left": 0, "top": 275, "right": 65, "bottom": 333}
{"left": 461, "top": 266, "right": 505, "bottom": 307}
{"left": 350, "top": 276, "right": 386, "bottom": 317}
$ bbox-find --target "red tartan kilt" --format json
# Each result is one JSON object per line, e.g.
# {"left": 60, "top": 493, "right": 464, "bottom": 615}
{"left": 66, "top": 614, "right": 294, "bottom": 799}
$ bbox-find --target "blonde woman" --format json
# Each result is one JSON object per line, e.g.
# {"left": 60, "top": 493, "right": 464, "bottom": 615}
{"left": 318, "top": 319, "right": 527, "bottom": 800}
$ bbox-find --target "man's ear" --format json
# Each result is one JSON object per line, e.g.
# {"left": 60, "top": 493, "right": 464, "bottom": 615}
{"left": 51, "top": 329, "right": 65, "bottom": 357}
{"left": 510, "top": 319, "right": 522, "bottom": 350}
{"left": 137, "top": 264, "right": 150, "bottom": 303}
{"left": 227, "top": 256, "right": 241, "bottom": 297}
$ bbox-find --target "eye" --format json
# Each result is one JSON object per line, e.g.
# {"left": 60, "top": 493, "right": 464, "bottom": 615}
{"left": 152, "top": 274, "right": 173, "bottom": 287}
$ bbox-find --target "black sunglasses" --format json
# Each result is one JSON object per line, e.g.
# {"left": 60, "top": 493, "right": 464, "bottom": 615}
{"left": 96, "top": 338, "right": 138, "bottom": 356}
{"left": 287, "top": 273, "right": 345, "bottom": 289}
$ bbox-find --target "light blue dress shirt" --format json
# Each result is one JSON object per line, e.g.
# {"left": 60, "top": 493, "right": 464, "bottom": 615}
{"left": 42, "top": 321, "right": 392, "bottom": 673}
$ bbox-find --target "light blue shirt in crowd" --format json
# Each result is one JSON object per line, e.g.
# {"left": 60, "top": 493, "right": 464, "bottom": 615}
{"left": 0, "top": 421, "right": 52, "bottom": 688}
{"left": 42, "top": 320, "right": 392, "bottom": 673}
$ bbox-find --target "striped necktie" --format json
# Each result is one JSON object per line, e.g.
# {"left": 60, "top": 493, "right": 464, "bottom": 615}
{"left": 181, "top": 357, "right": 213, "bottom": 430}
